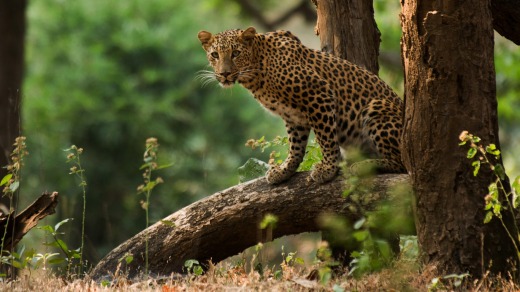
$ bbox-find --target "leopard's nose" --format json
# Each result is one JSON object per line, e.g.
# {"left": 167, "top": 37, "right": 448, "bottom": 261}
{"left": 220, "top": 72, "right": 231, "bottom": 78}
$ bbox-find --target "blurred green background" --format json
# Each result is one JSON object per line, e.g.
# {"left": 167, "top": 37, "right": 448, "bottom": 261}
{"left": 19, "top": 0, "right": 519, "bottom": 265}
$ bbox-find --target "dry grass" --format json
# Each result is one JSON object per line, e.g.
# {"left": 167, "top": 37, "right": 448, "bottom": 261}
{"left": 1, "top": 259, "right": 519, "bottom": 292}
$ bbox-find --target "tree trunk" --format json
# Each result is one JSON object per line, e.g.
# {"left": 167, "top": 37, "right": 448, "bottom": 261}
{"left": 313, "top": 0, "right": 399, "bottom": 263}
{"left": 0, "top": 0, "right": 26, "bottom": 178}
{"left": 400, "top": 0, "right": 517, "bottom": 276}
{"left": 313, "top": 0, "right": 381, "bottom": 73}
{"left": 90, "top": 172, "right": 410, "bottom": 280}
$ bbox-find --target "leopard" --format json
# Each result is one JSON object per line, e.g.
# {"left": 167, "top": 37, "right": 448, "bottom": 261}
{"left": 197, "top": 26, "right": 406, "bottom": 184}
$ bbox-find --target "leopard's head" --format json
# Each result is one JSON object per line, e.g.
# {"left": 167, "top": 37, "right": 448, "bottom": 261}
{"left": 197, "top": 27, "right": 256, "bottom": 87}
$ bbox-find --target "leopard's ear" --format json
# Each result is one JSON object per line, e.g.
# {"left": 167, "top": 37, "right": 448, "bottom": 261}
{"left": 240, "top": 27, "right": 256, "bottom": 45}
{"left": 198, "top": 30, "right": 214, "bottom": 47}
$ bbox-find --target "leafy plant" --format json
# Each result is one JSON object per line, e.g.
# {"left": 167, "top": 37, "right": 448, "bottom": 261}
{"left": 314, "top": 242, "right": 337, "bottom": 284}
{"left": 275, "top": 246, "right": 304, "bottom": 279}
{"left": 184, "top": 259, "right": 203, "bottom": 276}
{"left": 0, "top": 136, "right": 28, "bottom": 274}
{"left": 137, "top": 137, "right": 172, "bottom": 275}
{"left": 38, "top": 218, "right": 82, "bottom": 276}
{"left": 0, "top": 246, "right": 60, "bottom": 276}
{"left": 65, "top": 145, "right": 87, "bottom": 274}
{"left": 459, "top": 131, "right": 520, "bottom": 263}
{"left": 243, "top": 135, "right": 322, "bottom": 180}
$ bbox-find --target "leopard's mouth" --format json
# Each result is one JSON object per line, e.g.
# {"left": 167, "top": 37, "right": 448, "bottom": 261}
{"left": 220, "top": 80, "right": 236, "bottom": 88}
{"left": 218, "top": 75, "right": 237, "bottom": 88}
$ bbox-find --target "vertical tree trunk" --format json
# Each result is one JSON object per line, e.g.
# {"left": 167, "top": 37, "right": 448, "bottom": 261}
{"left": 400, "top": 0, "right": 516, "bottom": 276}
{"left": 0, "top": 0, "right": 26, "bottom": 176}
{"left": 312, "top": 0, "right": 402, "bottom": 261}
{"left": 313, "top": 0, "right": 381, "bottom": 74}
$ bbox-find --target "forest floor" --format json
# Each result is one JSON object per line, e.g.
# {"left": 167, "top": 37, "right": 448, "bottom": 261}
{"left": 0, "top": 259, "right": 517, "bottom": 291}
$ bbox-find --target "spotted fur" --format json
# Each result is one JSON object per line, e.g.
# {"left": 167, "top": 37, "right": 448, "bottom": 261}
{"left": 198, "top": 27, "right": 406, "bottom": 184}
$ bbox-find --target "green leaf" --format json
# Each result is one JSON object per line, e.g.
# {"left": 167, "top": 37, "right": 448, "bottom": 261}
{"left": 483, "top": 211, "right": 493, "bottom": 223}
{"left": 294, "top": 257, "right": 305, "bottom": 265}
{"left": 467, "top": 148, "right": 477, "bottom": 159}
{"left": 9, "top": 181, "right": 19, "bottom": 192}
{"left": 38, "top": 225, "right": 55, "bottom": 233}
{"left": 11, "top": 260, "right": 23, "bottom": 269}
{"left": 471, "top": 160, "right": 480, "bottom": 176}
{"left": 156, "top": 162, "right": 174, "bottom": 170}
{"left": 0, "top": 174, "right": 12, "bottom": 186}
{"left": 125, "top": 255, "right": 134, "bottom": 264}
{"left": 237, "top": 158, "right": 269, "bottom": 183}
{"left": 353, "top": 230, "right": 369, "bottom": 242}
{"left": 48, "top": 257, "right": 65, "bottom": 265}
{"left": 513, "top": 176, "right": 520, "bottom": 208}
{"left": 493, "top": 164, "right": 506, "bottom": 180}
{"left": 353, "top": 217, "right": 366, "bottom": 230}
{"left": 493, "top": 203, "right": 502, "bottom": 216}
{"left": 489, "top": 183, "right": 499, "bottom": 199}
{"left": 184, "top": 259, "right": 199, "bottom": 269}
{"left": 193, "top": 265, "right": 204, "bottom": 275}
{"left": 55, "top": 239, "right": 69, "bottom": 252}
{"left": 485, "top": 144, "right": 501, "bottom": 157}
{"left": 273, "top": 269, "right": 282, "bottom": 280}
{"left": 259, "top": 213, "right": 278, "bottom": 229}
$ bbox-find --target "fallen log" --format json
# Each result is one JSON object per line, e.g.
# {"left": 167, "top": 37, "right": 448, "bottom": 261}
{"left": 0, "top": 192, "right": 59, "bottom": 251}
{"left": 90, "top": 172, "right": 410, "bottom": 280}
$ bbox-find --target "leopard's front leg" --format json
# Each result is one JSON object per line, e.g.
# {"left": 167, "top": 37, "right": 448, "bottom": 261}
{"left": 266, "top": 124, "right": 310, "bottom": 184}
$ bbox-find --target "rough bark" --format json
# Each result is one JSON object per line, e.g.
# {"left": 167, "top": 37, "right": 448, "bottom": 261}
{"left": 0, "top": 192, "right": 59, "bottom": 252}
{"left": 0, "top": 0, "right": 26, "bottom": 179}
{"left": 313, "top": 0, "right": 381, "bottom": 73}
{"left": 90, "top": 172, "right": 409, "bottom": 280}
{"left": 400, "top": 0, "right": 516, "bottom": 276}
{"left": 491, "top": 0, "right": 520, "bottom": 45}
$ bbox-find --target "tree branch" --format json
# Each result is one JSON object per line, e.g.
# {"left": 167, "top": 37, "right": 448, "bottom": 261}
{"left": 491, "top": 0, "right": 520, "bottom": 45}
{"left": 90, "top": 172, "right": 409, "bottom": 280}
{"left": 0, "top": 192, "right": 59, "bottom": 251}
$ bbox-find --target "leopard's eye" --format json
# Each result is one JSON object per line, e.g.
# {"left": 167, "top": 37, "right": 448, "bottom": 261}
{"left": 231, "top": 50, "right": 241, "bottom": 58}
{"left": 211, "top": 52, "right": 219, "bottom": 59}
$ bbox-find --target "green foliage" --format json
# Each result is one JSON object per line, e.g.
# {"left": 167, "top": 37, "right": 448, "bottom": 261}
{"left": 1, "top": 137, "right": 27, "bottom": 198}
{"left": 0, "top": 246, "right": 60, "bottom": 276}
{"left": 1, "top": 137, "right": 28, "bottom": 274}
{"left": 184, "top": 259, "right": 203, "bottom": 276}
{"left": 459, "top": 131, "right": 520, "bottom": 264}
{"left": 38, "top": 219, "right": 83, "bottom": 277}
{"left": 259, "top": 214, "right": 278, "bottom": 230}
{"left": 245, "top": 135, "right": 322, "bottom": 171}
{"left": 319, "top": 177, "right": 414, "bottom": 279}
{"left": 313, "top": 243, "right": 337, "bottom": 284}
{"left": 238, "top": 158, "right": 269, "bottom": 183}
{"left": 65, "top": 145, "right": 87, "bottom": 274}
{"left": 137, "top": 137, "right": 171, "bottom": 275}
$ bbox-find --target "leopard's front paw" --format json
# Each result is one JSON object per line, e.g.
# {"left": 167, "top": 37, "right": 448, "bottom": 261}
{"left": 266, "top": 165, "right": 295, "bottom": 184}
{"left": 310, "top": 163, "right": 339, "bottom": 184}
